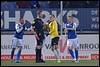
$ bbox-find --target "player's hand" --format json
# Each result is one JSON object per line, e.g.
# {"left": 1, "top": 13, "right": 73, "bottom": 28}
{"left": 64, "top": 28, "right": 67, "bottom": 35}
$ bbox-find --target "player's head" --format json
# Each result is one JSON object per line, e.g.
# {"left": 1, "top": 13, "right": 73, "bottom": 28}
{"left": 67, "top": 15, "right": 73, "bottom": 24}
{"left": 37, "top": 10, "right": 45, "bottom": 18}
{"left": 67, "top": 15, "right": 73, "bottom": 21}
{"left": 49, "top": 14, "right": 55, "bottom": 21}
{"left": 19, "top": 17, "right": 24, "bottom": 24}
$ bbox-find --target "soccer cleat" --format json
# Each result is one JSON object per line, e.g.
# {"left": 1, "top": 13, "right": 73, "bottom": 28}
{"left": 75, "top": 60, "right": 79, "bottom": 63}
{"left": 10, "top": 59, "right": 14, "bottom": 63}
{"left": 16, "top": 60, "right": 20, "bottom": 63}
{"left": 71, "top": 58, "right": 76, "bottom": 62}
{"left": 36, "top": 59, "right": 45, "bottom": 63}
{"left": 36, "top": 60, "right": 41, "bottom": 63}
{"left": 40, "top": 59, "right": 45, "bottom": 63}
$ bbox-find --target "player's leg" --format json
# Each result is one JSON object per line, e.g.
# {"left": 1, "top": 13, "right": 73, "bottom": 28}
{"left": 67, "top": 39, "right": 75, "bottom": 61}
{"left": 11, "top": 38, "right": 17, "bottom": 62}
{"left": 74, "top": 38, "right": 79, "bottom": 62}
{"left": 51, "top": 38, "right": 56, "bottom": 58}
{"left": 51, "top": 37, "right": 60, "bottom": 63}
{"left": 35, "top": 45, "right": 41, "bottom": 63}
{"left": 52, "top": 46, "right": 60, "bottom": 63}
{"left": 36, "top": 43, "right": 45, "bottom": 63}
{"left": 35, "top": 33, "right": 41, "bottom": 62}
{"left": 55, "top": 45, "right": 61, "bottom": 63}
{"left": 35, "top": 34, "right": 45, "bottom": 63}
{"left": 35, "top": 34, "right": 40, "bottom": 62}
{"left": 11, "top": 48, "right": 15, "bottom": 62}
{"left": 16, "top": 39, "right": 23, "bottom": 63}
{"left": 55, "top": 37, "right": 61, "bottom": 63}
{"left": 74, "top": 48, "right": 78, "bottom": 62}
{"left": 39, "top": 35, "right": 45, "bottom": 62}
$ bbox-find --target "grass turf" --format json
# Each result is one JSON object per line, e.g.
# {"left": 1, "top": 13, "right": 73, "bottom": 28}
{"left": 1, "top": 60, "right": 99, "bottom": 66}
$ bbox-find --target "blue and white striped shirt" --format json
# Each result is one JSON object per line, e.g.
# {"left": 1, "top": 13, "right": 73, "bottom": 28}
{"left": 14, "top": 23, "right": 25, "bottom": 39}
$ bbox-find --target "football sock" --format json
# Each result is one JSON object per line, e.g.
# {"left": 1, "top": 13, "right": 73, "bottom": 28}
{"left": 11, "top": 48, "right": 15, "bottom": 60}
{"left": 69, "top": 49, "right": 75, "bottom": 59}
{"left": 36, "top": 48, "right": 41, "bottom": 61}
{"left": 36, "top": 48, "right": 39, "bottom": 61}
{"left": 53, "top": 49, "right": 60, "bottom": 60}
{"left": 39, "top": 49, "right": 42, "bottom": 60}
{"left": 53, "top": 50, "right": 57, "bottom": 58}
{"left": 75, "top": 50, "right": 78, "bottom": 60}
{"left": 16, "top": 49, "right": 21, "bottom": 62}
{"left": 56, "top": 49, "right": 60, "bottom": 61}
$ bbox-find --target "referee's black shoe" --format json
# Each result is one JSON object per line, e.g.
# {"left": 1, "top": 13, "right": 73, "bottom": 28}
{"left": 36, "top": 59, "right": 45, "bottom": 63}
{"left": 40, "top": 59, "right": 45, "bottom": 63}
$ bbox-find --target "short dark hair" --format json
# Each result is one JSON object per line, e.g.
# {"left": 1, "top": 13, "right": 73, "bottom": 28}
{"left": 50, "top": 14, "right": 55, "bottom": 18}
{"left": 68, "top": 14, "right": 75, "bottom": 17}
{"left": 19, "top": 17, "right": 23, "bottom": 20}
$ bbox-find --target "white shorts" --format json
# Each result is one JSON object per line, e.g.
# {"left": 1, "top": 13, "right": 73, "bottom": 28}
{"left": 12, "top": 37, "right": 23, "bottom": 48}
{"left": 67, "top": 38, "right": 79, "bottom": 49}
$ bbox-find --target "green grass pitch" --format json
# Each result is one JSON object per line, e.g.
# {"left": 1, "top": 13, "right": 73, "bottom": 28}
{"left": 1, "top": 60, "right": 99, "bottom": 66}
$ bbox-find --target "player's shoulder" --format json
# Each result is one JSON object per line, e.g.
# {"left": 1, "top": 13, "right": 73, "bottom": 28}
{"left": 53, "top": 20, "right": 57, "bottom": 24}
{"left": 35, "top": 18, "right": 42, "bottom": 21}
{"left": 15, "top": 23, "right": 20, "bottom": 29}
{"left": 34, "top": 18, "right": 43, "bottom": 23}
{"left": 15, "top": 23, "right": 19, "bottom": 27}
{"left": 66, "top": 23, "right": 70, "bottom": 26}
{"left": 73, "top": 22, "right": 77, "bottom": 27}
{"left": 64, "top": 23, "right": 69, "bottom": 26}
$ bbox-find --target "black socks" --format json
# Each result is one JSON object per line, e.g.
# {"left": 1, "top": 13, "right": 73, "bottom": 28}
{"left": 36, "top": 48, "right": 41, "bottom": 61}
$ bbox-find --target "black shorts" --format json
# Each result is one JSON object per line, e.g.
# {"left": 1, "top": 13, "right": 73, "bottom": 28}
{"left": 51, "top": 37, "right": 59, "bottom": 46}
{"left": 36, "top": 33, "right": 45, "bottom": 46}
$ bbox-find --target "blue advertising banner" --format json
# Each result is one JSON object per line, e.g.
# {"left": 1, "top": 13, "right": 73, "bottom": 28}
{"left": 1, "top": 8, "right": 99, "bottom": 31}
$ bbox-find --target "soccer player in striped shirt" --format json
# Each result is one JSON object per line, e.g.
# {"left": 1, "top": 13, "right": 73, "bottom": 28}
{"left": 64, "top": 15, "right": 79, "bottom": 62}
{"left": 10, "top": 17, "right": 31, "bottom": 63}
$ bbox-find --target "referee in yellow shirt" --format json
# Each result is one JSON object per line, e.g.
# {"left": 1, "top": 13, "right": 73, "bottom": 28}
{"left": 48, "top": 14, "right": 61, "bottom": 63}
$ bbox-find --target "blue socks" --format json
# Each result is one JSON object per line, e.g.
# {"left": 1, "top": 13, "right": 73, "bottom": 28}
{"left": 11, "top": 48, "right": 15, "bottom": 60}
{"left": 11, "top": 48, "right": 22, "bottom": 62}
{"left": 75, "top": 50, "right": 78, "bottom": 60}
{"left": 69, "top": 49, "right": 75, "bottom": 59}
{"left": 16, "top": 49, "right": 21, "bottom": 62}
{"left": 69, "top": 49, "right": 78, "bottom": 60}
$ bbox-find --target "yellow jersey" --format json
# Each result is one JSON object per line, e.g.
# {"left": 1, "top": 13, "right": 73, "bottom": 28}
{"left": 49, "top": 19, "right": 59, "bottom": 38}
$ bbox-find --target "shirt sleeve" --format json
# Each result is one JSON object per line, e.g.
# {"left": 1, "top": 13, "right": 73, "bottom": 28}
{"left": 73, "top": 22, "right": 77, "bottom": 29}
{"left": 64, "top": 24, "right": 66, "bottom": 28}
{"left": 15, "top": 24, "right": 23, "bottom": 33}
